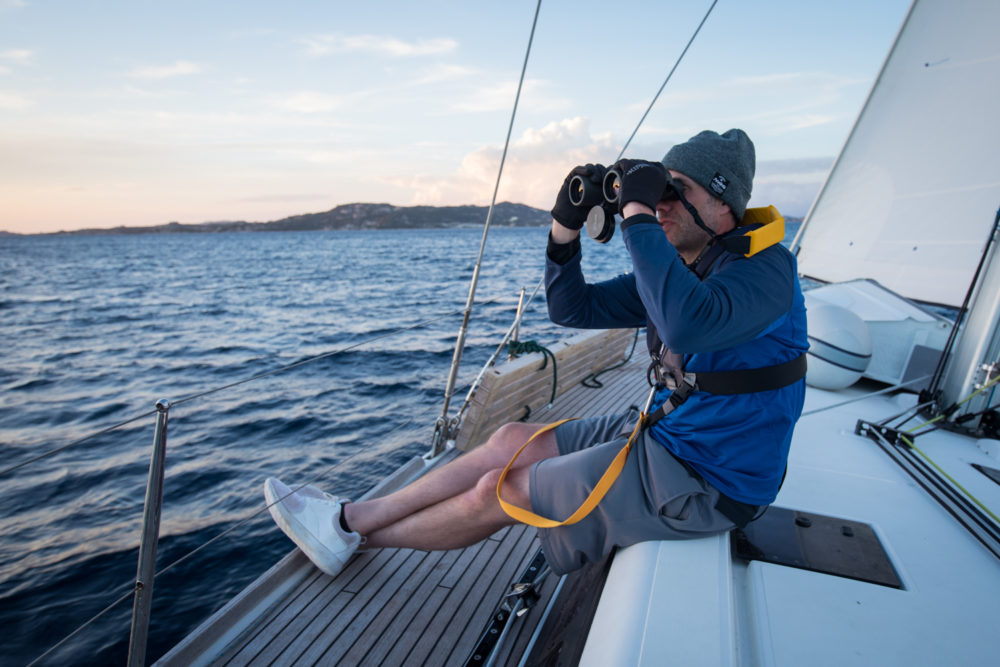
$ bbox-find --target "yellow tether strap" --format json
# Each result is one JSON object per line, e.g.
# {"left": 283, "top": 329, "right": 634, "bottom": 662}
{"left": 496, "top": 415, "right": 646, "bottom": 528}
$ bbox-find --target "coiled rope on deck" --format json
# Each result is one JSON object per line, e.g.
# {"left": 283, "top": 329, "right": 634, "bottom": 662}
{"left": 581, "top": 328, "right": 641, "bottom": 388}
{"left": 507, "top": 339, "right": 558, "bottom": 406}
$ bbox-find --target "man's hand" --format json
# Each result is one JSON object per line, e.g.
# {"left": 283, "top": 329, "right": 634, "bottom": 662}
{"left": 613, "top": 159, "right": 666, "bottom": 215}
{"left": 551, "top": 164, "right": 607, "bottom": 231}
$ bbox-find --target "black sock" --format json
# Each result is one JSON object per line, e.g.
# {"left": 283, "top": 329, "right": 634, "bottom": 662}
{"left": 339, "top": 505, "right": 352, "bottom": 533}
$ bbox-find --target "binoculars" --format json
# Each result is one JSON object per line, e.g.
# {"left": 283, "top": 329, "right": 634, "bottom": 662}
{"left": 568, "top": 168, "right": 623, "bottom": 208}
{"left": 562, "top": 167, "right": 624, "bottom": 244}
{"left": 566, "top": 165, "right": 680, "bottom": 243}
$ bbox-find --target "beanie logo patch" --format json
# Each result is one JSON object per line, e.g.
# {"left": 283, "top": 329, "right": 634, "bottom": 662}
{"left": 710, "top": 173, "right": 728, "bottom": 196}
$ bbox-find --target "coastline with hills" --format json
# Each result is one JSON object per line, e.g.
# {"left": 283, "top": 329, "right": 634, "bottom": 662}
{"left": 2, "top": 202, "right": 802, "bottom": 237}
{"left": 3, "top": 202, "right": 552, "bottom": 236}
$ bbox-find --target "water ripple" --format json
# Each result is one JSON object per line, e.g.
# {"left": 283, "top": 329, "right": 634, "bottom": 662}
{"left": 0, "top": 227, "right": 632, "bottom": 664}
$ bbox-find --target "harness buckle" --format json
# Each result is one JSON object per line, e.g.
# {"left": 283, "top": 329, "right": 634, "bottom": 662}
{"left": 666, "top": 372, "right": 698, "bottom": 404}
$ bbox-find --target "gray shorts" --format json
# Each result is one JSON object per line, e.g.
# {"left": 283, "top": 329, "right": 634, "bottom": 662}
{"left": 529, "top": 411, "right": 735, "bottom": 575}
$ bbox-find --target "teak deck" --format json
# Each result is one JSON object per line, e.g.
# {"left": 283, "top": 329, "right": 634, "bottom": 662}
{"left": 158, "top": 332, "right": 648, "bottom": 666}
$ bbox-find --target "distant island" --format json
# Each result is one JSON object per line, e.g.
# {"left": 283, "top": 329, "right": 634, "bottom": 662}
{"left": 30, "top": 202, "right": 552, "bottom": 236}
{"left": 5, "top": 202, "right": 802, "bottom": 237}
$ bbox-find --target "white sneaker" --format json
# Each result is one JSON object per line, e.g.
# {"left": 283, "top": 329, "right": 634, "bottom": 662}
{"left": 263, "top": 477, "right": 362, "bottom": 577}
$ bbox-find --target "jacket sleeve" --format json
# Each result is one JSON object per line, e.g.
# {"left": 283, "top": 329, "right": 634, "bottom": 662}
{"left": 544, "top": 243, "right": 647, "bottom": 329}
{"left": 621, "top": 216, "right": 796, "bottom": 353}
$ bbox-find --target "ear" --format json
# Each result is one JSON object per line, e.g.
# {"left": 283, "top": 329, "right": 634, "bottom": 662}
{"left": 713, "top": 199, "right": 738, "bottom": 232}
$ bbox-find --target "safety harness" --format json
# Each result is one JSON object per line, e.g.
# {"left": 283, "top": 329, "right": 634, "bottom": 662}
{"left": 497, "top": 206, "right": 806, "bottom": 530}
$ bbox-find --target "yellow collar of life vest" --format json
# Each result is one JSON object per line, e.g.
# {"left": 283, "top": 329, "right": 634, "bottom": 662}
{"left": 721, "top": 205, "right": 785, "bottom": 257}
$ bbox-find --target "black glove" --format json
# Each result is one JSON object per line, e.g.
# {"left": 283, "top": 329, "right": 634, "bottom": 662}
{"left": 551, "top": 163, "right": 607, "bottom": 230}
{"left": 612, "top": 159, "right": 667, "bottom": 214}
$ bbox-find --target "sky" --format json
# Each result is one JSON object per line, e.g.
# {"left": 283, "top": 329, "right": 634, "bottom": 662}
{"left": 0, "top": 0, "right": 914, "bottom": 234}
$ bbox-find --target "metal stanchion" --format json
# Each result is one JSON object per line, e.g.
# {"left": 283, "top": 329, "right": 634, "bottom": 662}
{"left": 127, "top": 399, "right": 170, "bottom": 667}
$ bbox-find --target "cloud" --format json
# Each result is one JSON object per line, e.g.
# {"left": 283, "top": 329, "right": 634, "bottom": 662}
{"left": 405, "top": 117, "right": 616, "bottom": 208}
{"left": 272, "top": 91, "right": 345, "bottom": 113}
{"left": 405, "top": 117, "right": 832, "bottom": 218}
{"left": 129, "top": 60, "right": 202, "bottom": 79}
{"left": 727, "top": 72, "right": 865, "bottom": 133}
{"left": 0, "top": 90, "right": 31, "bottom": 109}
{"left": 1, "top": 48, "right": 32, "bottom": 63}
{"left": 408, "top": 63, "right": 476, "bottom": 86}
{"left": 749, "top": 157, "right": 833, "bottom": 217}
{"left": 301, "top": 33, "right": 457, "bottom": 58}
{"left": 453, "top": 78, "right": 570, "bottom": 114}
{"left": 635, "top": 71, "right": 865, "bottom": 142}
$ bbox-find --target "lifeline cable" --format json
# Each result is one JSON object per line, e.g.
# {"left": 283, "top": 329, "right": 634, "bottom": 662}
{"left": 0, "top": 300, "right": 496, "bottom": 479}
{"left": 29, "top": 415, "right": 420, "bottom": 666}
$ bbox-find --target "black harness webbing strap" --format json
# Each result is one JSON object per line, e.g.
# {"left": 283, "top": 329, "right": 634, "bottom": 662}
{"left": 645, "top": 353, "right": 807, "bottom": 426}
{"left": 644, "top": 354, "right": 806, "bottom": 529}
{"left": 695, "top": 353, "right": 808, "bottom": 395}
{"left": 673, "top": 455, "right": 760, "bottom": 529}
{"left": 714, "top": 493, "right": 759, "bottom": 529}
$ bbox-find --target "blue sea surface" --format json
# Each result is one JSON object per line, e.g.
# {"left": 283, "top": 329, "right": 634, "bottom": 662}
{"left": 0, "top": 227, "right": 634, "bottom": 665}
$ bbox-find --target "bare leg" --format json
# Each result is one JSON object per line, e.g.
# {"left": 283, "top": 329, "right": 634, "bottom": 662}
{"left": 364, "top": 465, "right": 532, "bottom": 550}
{"left": 344, "top": 422, "right": 558, "bottom": 542}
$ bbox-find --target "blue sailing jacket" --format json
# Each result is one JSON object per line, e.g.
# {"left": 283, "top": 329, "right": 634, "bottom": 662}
{"left": 545, "top": 214, "right": 808, "bottom": 505}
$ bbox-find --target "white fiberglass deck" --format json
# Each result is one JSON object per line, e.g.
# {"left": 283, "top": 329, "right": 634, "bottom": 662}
{"left": 583, "top": 382, "right": 1000, "bottom": 666}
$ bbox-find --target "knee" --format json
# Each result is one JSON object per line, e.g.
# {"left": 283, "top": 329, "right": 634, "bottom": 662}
{"left": 472, "top": 466, "right": 531, "bottom": 510}
{"left": 487, "top": 422, "right": 540, "bottom": 455}
{"left": 471, "top": 468, "right": 505, "bottom": 506}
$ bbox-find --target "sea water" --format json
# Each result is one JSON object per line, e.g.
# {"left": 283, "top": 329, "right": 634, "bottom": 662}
{"left": 0, "top": 227, "right": 635, "bottom": 665}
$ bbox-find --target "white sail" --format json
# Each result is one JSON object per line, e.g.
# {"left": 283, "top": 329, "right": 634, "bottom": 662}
{"left": 792, "top": 0, "right": 1000, "bottom": 308}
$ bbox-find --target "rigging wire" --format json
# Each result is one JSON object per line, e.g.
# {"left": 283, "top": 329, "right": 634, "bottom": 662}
{"left": 798, "top": 375, "right": 931, "bottom": 418}
{"left": 616, "top": 0, "right": 719, "bottom": 160}
{"left": 437, "top": 0, "right": 542, "bottom": 425}
{"left": 905, "top": 373, "right": 1000, "bottom": 434}
{"left": 0, "top": 410, "right": 158, "bottom": 478}
{"left": 170, "top": 299, "right": 499, "bottom": 409}
{"left": 864, "top": 426, "right": 1000, "bottom": 558}
{"left": 856, "top": 373, "right": 1000, "bottom": 534}
{"left": 441, "top": 0, "right": 720, "bottom": 430}
{"left": 27, "top": 587, "right": 136, "bottom": 666}
{"left": 897, "top": 430, "right": 1000, "bottom": 527}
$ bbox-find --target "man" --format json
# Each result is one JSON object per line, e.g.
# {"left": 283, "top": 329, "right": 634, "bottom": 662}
{"left": 264, "top": 129, "right": 808, "bottom": 577}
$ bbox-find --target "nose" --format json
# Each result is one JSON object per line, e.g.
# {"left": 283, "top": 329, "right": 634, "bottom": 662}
{"left": 656, "top": 198, "right": 679, "bottom": 216}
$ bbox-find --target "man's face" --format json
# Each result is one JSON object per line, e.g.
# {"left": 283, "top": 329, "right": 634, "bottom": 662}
{"left": 655, "top": 170, "right": 733, "bottom": 262}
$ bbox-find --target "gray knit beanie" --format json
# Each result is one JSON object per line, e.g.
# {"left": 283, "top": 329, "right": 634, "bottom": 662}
{"left": 661, "top": 129, "right": 755, "bottom": 222}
